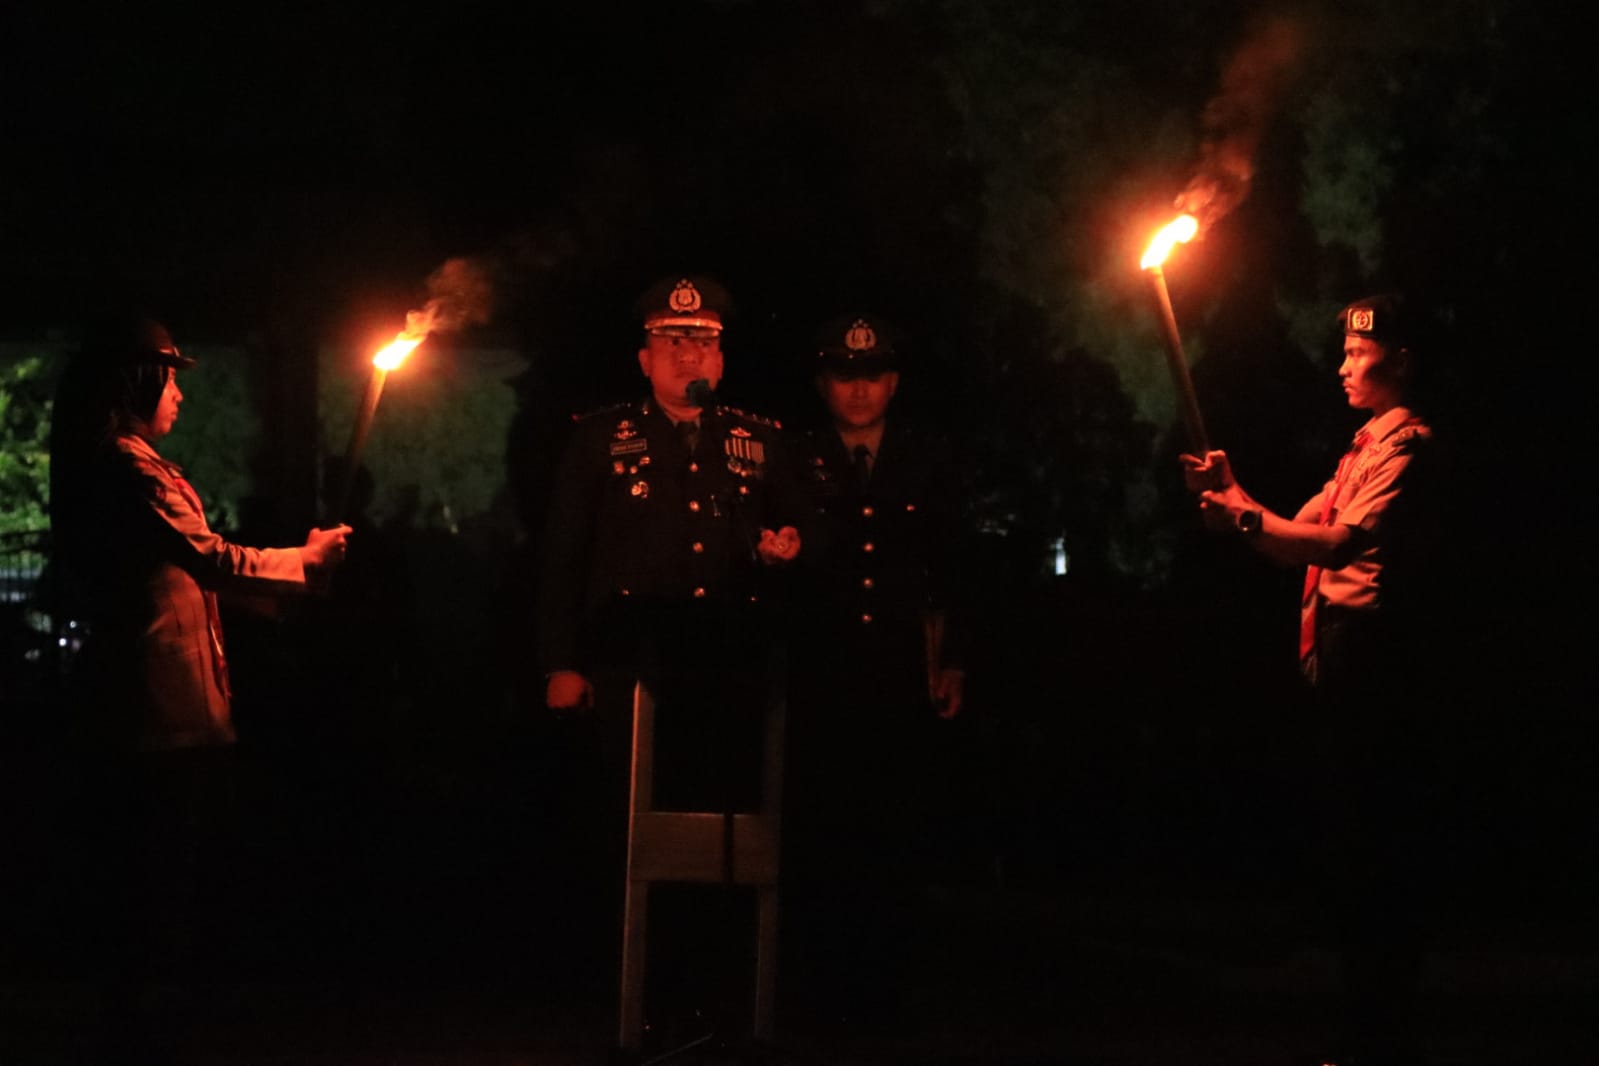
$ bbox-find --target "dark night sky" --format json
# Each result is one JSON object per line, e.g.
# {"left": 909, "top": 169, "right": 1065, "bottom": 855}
{"left": 3, "top": 4, "right": 981, "bottom": 347}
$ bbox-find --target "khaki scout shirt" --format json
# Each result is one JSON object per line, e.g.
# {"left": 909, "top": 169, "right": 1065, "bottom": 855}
{"left": 1295, "top": 406, "right": 1432, "bottom": 613}
{"left": 74, "top": 433, "right": 308, "bottom": 750}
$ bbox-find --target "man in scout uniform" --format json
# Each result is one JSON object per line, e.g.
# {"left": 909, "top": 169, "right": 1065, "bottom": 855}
{"left": 1179, "top": 293, "right": 1435, "bottom": 694}
{"left": 1180, "top": 293, "right": 1441, "bottom": 1065}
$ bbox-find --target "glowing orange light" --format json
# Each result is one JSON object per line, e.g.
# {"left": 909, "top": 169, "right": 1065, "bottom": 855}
{"left": 373, "top": 333, "right": 423, "bottom": 371}
{"left": 1140, "top": 214, "right": 1199, "bottom": 270}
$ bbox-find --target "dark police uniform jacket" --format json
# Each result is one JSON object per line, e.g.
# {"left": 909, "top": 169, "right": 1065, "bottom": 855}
{"left": 536, "top": 397, "right": 802, "bottom": 679}
{"left": 786, "top": 416, "right": 967, "bottom": 704}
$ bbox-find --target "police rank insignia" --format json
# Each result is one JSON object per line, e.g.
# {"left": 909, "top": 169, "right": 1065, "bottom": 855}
{"left": 669, "top": 279, "right": 702, "bottom": 314}
{"left": 610, "top": 418, "right": 648, "bottom": 457}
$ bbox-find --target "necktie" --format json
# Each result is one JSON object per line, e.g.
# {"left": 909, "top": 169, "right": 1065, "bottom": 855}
{"left": 1300, "top": 429, "right": 1372, "bottom": 681}
{"left": 852, "top": 444, "right": 873, "bottom": 491}
{"left": 678, "top": 418, "right": 699, "bottom": 457}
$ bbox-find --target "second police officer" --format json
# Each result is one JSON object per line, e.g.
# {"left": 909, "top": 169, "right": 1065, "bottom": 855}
{"left": 781, "top": 312, "right": 972, "bottom": 1027}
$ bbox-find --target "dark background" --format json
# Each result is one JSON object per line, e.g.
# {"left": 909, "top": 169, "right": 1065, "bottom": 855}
{"left": 2, "top": 2, "right": 1595, "bottom": 1062}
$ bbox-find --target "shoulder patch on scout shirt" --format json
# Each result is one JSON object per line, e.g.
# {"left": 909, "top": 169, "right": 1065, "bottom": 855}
{"left": 1387, "top": 423, "right": 1432, "bottom": 450}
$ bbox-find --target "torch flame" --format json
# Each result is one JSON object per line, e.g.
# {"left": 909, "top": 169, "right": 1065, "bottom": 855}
{"left": 372, "top": 333, "right": 423, "bottom": 371}
{"left": 1140, "top": 214, "right": 1199, "bottom": 270}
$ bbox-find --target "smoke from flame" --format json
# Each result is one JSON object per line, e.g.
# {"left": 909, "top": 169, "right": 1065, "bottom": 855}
{"left": 1173, "top": 15, "right": 1306, "bottom": 231}
{"left": 372, "top": 256, "right": 498, "bottom": 369}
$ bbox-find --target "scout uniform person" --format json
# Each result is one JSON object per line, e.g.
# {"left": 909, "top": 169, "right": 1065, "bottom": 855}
{"left": 1180, "top": 293, "right": 1441, "bottom": 1065}
{"left": 48, "top": 313, "right": 351, "bottom": 1058}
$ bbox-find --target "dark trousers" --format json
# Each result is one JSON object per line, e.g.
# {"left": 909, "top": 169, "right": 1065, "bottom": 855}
{"left": 71, "top": 744, "right": 239, "bottom": 1064}
{"left": 1309, "top": 610, "right": 1436, "bottom": 1063}
{"left": 781, "top": 646, "right": 954, "bottom": 1018}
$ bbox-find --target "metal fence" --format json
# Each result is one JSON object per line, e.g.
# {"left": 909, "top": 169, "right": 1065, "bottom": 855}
{"left": 0, "top": 528, "right": 71, "bottom": 711}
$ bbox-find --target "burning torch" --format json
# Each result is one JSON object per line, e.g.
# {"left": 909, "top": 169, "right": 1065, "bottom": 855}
{"left": 332, "top": 329, "right": 423, "bottom": 524}
{"left": 1141, "top": 214, "right": 1211, "bottom": 455}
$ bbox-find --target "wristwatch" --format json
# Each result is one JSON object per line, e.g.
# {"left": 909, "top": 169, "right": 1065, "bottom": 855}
{"left": 1235, "top": 508, "right": 1263, "bottom": 535}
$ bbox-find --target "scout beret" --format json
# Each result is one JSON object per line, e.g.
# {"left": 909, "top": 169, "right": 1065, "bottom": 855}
{"left": 1339, "top": 293, "right": 1415, "bottom": 348}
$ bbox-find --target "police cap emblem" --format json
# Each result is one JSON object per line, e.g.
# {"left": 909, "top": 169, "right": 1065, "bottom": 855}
{"left": 816, "top": 312, "right": 901, "bottom": 376}
{"left": 668, "top": 280, "right": 702, "bottom": 314}
{"left": 640, "top": 274, "right": 732, "bottom": 333}
{"left": 845, "top": 319, "right": 877, "bottom": 352}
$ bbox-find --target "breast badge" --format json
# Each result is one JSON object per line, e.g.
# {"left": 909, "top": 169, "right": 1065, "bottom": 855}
{"left": 724, "top": 434, "right": 765, "bottom": 466}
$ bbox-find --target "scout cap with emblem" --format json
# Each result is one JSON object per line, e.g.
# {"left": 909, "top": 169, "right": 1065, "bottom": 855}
{"left": 82, "top": 312, "right": 198, "bottom": 370}
{"left": 636, "top": 274, "right": 734, "bottom": 336}
{"left": 1338, "top": 293, "right": 1415, "bottom": 349}
{"left": 815, "top": 313, "right": 902, "bottom": 378}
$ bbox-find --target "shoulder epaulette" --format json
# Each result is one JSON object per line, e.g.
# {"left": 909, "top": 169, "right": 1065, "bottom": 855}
{"left": 571, "top": 400, "right": 638, "bottom": 423}
{"left": 718, "top": 404, "right": 781, "bottom": 430}
{"left": 1387, "top": 423, "right": 1432, "bottom": 448}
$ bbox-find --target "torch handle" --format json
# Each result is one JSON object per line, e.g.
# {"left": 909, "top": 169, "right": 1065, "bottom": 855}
{"left": 1145, "top": 266, "right": 1211, "bottom": 455}
{"left": 333, "top": 367, "right": 387, "bottom": 524}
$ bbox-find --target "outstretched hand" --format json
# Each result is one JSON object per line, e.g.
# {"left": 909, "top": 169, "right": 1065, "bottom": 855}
{"left": 546, "top": 670, "right": 595, "bottom": 714}
{"left": 302, "top": 524, "right": 353, "bottom": 571}
{"left": 756, "top": 525, "right": 801, "bottom": 564}
{"left": 931, "top": 668, "right": 966, "bottom": 720}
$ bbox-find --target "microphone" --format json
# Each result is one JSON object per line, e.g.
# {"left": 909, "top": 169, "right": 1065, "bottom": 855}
{"left": 685, "top": 378, "right": 716, "bottom": 409}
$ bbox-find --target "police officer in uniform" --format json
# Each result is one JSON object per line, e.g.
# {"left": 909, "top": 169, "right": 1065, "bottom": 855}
{"left": 781, "top": 312, "right": 970, "bottom": 1027}
{"left": 534, "top": 274, "right": 802, "bottom": 1018}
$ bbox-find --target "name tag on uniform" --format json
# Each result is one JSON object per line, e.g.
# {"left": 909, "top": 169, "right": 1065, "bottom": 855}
{"left": 610, "top": 438, "right": 648, "bottom": 457}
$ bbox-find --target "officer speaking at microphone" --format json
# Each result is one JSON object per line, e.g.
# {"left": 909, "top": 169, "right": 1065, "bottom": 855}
{"left": 533, "top": 274, "right": 804, "bottom": 1003}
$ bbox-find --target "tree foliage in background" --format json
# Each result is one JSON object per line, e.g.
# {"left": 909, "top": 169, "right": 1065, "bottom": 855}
{"left": 910, "top": 0, "right": 1521, "bottom": 591}
{"left": 159, "top": 347, "right": 262, "bottom": 534}
{"left": 318, "top": 345, "right": 519, "bottom": 536}
{"left": 0, "top": 351, "right": 54, "bottom": 538}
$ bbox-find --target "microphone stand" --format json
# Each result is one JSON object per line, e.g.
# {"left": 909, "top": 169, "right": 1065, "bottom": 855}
{"left": 637, "top": 389, "right": 803, "bottom": 1066}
